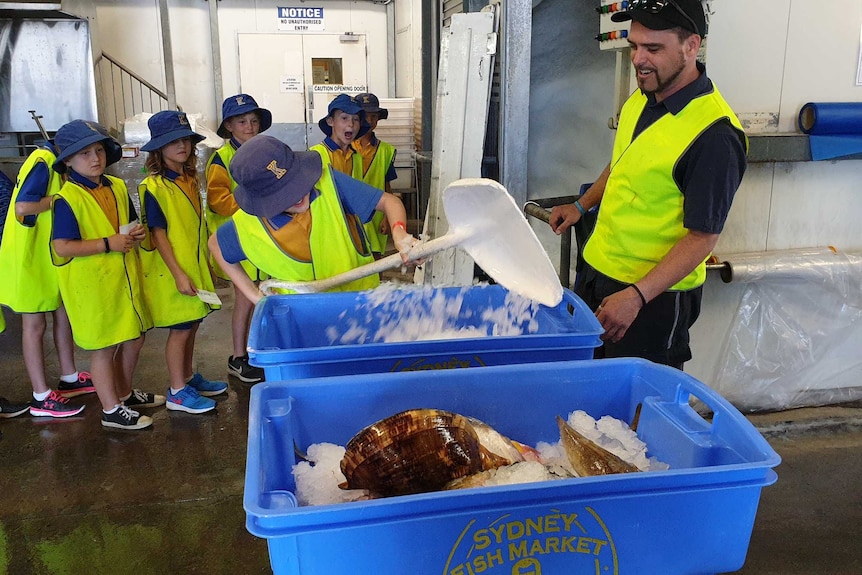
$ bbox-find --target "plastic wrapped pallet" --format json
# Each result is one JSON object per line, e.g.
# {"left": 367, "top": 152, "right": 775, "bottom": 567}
{"left": 709, "top": 247, "right": 862, "bottom": 412}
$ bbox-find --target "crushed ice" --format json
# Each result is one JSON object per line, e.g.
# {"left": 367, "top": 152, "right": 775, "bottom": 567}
{"left": 324, "top": 282, "right": 541, "bottom": 345}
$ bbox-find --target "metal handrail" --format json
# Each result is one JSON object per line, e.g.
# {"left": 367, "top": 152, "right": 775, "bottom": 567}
{"left": 523, "top": 198, "right": 573, "bottom": 289}
{"left": 95, "top": 51, "right": 170, "bottom": 136}
{"left": 97, "top": 51, "right": 168, "bottom": 98}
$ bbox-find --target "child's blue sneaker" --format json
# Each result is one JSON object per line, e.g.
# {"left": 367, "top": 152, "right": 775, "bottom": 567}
{"left": 166, "top": 385, "right": 216, "bottom": 414}
{"left": 187, "top": 373, "right": 228, "bottom": 397}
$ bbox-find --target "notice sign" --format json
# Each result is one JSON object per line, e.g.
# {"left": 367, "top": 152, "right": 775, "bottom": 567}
{"left": 280, "top": 75, "right": 304, "bottom": 93}
{"left": 277, "top": 7, "right": 325, "bottom": 32}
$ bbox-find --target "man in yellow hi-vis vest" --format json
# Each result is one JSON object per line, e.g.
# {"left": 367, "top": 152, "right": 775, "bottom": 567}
{"left": 549, "top": 0, "right": 747, "bottom": 369}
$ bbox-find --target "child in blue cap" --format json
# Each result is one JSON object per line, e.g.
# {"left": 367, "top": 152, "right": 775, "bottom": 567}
{"left": 208, "top": 135, "right": 419, "bottom": 305}
{"left": 0, "top": 137, "right": 94, "bottom": 419}
{"left": 139, "top": 110, "right": 228, "bottom": 414}
{"left": 206, "top": 93, "right": 272, "bottom": 384}
{"left": 353, "top": 92, "right": 398, "bottom": 257}
{"left": 310, "top": 93, "right": 370, "bottom": 177}
{"left": 51, "top": 119, "right": 160, "bottom": 430}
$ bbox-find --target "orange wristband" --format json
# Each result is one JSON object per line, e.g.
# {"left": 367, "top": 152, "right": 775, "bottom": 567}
{"left": 391, "top": 221, "right": 406, "bottom": 231}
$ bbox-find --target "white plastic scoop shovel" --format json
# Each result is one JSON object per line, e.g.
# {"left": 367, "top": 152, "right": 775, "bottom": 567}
{"left": 259, "top": 178, "right": 563, "bottom": 306}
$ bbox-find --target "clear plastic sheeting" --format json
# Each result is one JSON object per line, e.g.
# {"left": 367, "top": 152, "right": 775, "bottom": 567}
{"left": 108, "top": 112, "right": 219, "bottom": 213}
{"left": 710, "top": 247, "right": 862, "bottom": 412}
{"left": 121, "top": 112, "right": 223, "bottom": 150}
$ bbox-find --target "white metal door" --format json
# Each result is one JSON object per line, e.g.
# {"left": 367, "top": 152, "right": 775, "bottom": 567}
{"left": 238, "top": 34, "right": 306, "bottom": 124}
{"left": 301, "top": 34, "right": 368, "bottom": 146}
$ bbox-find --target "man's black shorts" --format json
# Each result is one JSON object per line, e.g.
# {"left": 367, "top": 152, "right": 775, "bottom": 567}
{"left": 574, "top": 264, "right": 702, "bottom": 369}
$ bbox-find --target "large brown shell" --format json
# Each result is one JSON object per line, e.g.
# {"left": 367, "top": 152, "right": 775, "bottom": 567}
{"left": 340, "top": 409, "right": 484, "bottom": 497}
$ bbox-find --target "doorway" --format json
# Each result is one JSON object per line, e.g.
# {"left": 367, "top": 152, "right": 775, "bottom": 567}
{"left": 238, "top": 33, "right": 368, "bottom": 149}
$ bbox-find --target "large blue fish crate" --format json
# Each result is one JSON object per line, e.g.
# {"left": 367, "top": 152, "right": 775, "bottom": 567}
{"left": 244, "top": 358, "right": 780, "bottom": 575}
{"left": 247, "top": 285, "right": 603, "bottom": 380}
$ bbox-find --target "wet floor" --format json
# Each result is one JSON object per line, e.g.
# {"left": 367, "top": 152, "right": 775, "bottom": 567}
{"left": 2, "top": 280, "right": 861, "bottom": 574}
{"left": 0, "top": 284, "right": 271, "bottom": 575}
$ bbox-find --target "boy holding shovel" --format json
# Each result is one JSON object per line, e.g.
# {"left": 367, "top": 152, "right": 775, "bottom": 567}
{"left": 208, "top": 135, "right": 418, "bottom": 304}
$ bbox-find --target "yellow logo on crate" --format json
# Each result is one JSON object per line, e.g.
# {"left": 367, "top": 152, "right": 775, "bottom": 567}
{"left": 442, "top": 507, "right": 618, "bottom": 575}
{"left": 390, "top": 356, "right": 487, "bottom": 372}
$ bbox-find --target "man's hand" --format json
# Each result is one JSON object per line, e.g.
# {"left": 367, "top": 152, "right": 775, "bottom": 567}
{"left": 595, "top": 286, "right": 644, "bottom": 343}
{"left": 549, "top": 204, "right": 583, "bottom": 235}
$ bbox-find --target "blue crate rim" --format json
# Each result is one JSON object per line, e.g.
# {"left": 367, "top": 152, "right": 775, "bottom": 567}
{"left": 248, "top": 336, "right": 604, "bottom": 359}
{"left": 248, "top": 285, "right": 604, "bottom": 355}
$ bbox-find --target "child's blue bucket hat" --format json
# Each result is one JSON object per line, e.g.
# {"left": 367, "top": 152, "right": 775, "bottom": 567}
{"left": 317, "top": 93, "right": 370, "bottom": 138}
{"left": 217, "top": 94, "right": 273, "bottom": 138}
{"left": 141, "top": 111, "right": 205, "bottom": 152}
{"left": 354, "top": 92, "right": 389, "bottom": 120}
{"left": 52, "top": 120, "right": 122, "bottom": 174}
{"left": 231, "top": 135, "right": 323, "bottom": 218}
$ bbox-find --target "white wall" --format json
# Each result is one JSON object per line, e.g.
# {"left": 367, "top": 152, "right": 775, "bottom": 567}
{"left": 95, "top": 0, "right": 390, "bottom": 133}
{"left": 689, "top": 0, "right": 862, "bottom": 390}
{"left": 394, "top": 0, "right": 423, "bottom": 98}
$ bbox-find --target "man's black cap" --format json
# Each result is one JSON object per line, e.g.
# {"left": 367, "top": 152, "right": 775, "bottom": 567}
{"left": 611, "top": 0, "right": 706, "bottom": 37}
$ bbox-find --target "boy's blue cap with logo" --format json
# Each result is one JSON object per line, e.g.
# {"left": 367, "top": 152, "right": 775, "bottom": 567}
{"left": 353, "top": 92, "right": 389, "bottom": 120}
{"left": 142, "top": 110, "right": 205, "bottom": 152}
{"left": 231, "top": 135, "right": 323, "bottom": 218}
{"left": 217, "top": 94, "right": 273, "bottom": 138}
{"left": 317, "top": 93, "right": 371, "bottom": 138}
{"left": 52, "top": 120, "right": 122, "bottom": 174}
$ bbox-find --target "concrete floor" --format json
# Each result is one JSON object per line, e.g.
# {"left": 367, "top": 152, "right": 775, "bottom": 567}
{"left": 1, "top": 282, "right": 861, "bottom": 575}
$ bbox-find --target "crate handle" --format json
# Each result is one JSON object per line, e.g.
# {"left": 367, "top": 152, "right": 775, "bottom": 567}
{"left": 671, "top": 375, "right": 736, "bottom": 437}
{"left": 561, "top": 289, "right": 582, "bottom": 316}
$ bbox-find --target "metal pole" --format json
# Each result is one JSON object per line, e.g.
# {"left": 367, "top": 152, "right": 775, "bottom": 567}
{"left": 419, "top": 0, "right": 436, "bottom": 221}
{"left": 158, "top": 0, "right": 178, "bottom": 110}
{"left": 28, "top": 111, "right": 50, "bottom": 141}
{"left": 386, "top": 0, "right": 395, "bottom": 96}
{"left": 209, "top": 0, "right": 224, "bottom": 112}
{"left": 499, "top": 0, "right": 532, "bottom": 208}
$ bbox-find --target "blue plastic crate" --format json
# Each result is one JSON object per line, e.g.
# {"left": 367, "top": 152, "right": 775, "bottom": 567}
{"left": 247, "top": 285, "right": 603, "bottom": 380}
{"left": 244, "top": 358, "right": 780, "bottom": 575}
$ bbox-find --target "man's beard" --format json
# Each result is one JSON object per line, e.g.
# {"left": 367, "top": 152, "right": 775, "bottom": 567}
{"left": 637, "top": 60, "right": 685, "bottom": 97}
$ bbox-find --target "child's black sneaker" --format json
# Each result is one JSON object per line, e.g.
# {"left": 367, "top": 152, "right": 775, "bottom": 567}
{"left": 228, "top": 355, "right": 265, "bottom": 384}
{"left": 122, "top": 389, "right": 166, "bottom": 408}
{"left": 30, "top": 390, "right": 86, "bottom": 418}
{"left": 0, "top": 397, "right": 31, "bottom": 418}
{"left": 57, "top": 371, "right": 96, "bottom": 398}
{"left": 101, "top": 405, "right": 153, "bottom": 430}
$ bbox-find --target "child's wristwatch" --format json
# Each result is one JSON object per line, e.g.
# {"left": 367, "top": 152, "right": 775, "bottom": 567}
{"left": 103, "top": 237, "right": 111, "bottom": 253}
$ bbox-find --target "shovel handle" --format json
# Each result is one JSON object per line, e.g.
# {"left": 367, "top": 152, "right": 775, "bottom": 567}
{"left": 259, "top": 231, "right": 467, "bottom": 295}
